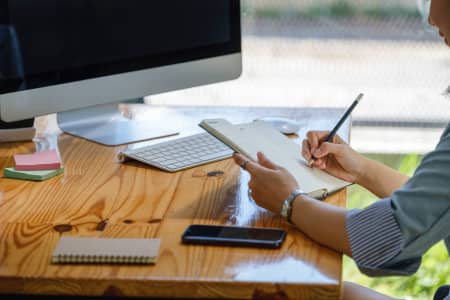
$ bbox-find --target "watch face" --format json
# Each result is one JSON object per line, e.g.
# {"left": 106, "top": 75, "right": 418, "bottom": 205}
{"left": 281, "top": 190, "right": 306, "bottom": 219}
{"left": 280, "top": 200, "right": 289, "bottom": 218}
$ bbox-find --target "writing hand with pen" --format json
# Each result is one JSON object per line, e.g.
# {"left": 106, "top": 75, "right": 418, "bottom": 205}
{"left": 302, "top": 131, "right": 365, "bottom": 184}
{"left": 304, "top": 92, "right": 365, "bottom": 183}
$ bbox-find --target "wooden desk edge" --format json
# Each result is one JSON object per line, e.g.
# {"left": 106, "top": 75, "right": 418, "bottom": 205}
{"left": 1, "top": 277, "right": 341, "bottom": 299}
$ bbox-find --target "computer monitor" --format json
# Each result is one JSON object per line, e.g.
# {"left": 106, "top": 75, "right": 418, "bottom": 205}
{"left": 0, "top": 0, "right": 241, "bottom": 145}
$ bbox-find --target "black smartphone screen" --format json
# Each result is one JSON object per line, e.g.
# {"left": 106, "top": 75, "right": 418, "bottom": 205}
{"left": 181, "top": 224, "right": 286, "bottom": 249}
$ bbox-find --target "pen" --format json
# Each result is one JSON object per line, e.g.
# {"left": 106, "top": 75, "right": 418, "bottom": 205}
{"left": 308, "top": 93, "right": 364, "bottom": 166}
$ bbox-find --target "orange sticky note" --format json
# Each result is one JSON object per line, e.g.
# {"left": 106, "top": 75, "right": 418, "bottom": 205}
{"left": 14, "top": 150, "right": 61, "bottom": 171}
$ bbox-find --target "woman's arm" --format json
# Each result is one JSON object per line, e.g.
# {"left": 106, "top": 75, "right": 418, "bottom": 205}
{"left": 355, "top": 157, "right": 409, "bottom": 198}
{"left": 234, "top": 131, "right": 450, "bottom": 276}
{"left": 290, "top": 193, "right": 352, "bottom": 256}
{"left": 233, "top": 124, "right": 450, "bottom": 298}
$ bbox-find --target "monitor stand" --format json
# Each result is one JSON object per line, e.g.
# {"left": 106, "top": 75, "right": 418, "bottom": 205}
{"left": 57, "top": 100, "right": 179, "bottom": 146}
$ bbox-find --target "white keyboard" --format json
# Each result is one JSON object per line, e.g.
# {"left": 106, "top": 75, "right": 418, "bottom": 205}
{"left": 119, "top": 133, "right": 234, "bottom": 172}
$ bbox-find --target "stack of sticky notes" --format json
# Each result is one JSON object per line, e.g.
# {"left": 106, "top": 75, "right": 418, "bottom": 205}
{"left": 4, "top": 150, "right": 64, "bottom": 181}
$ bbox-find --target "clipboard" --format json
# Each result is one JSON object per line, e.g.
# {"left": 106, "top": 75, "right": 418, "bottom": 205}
{"left": 200, "top": 118, "right": 351, "bottom": 199}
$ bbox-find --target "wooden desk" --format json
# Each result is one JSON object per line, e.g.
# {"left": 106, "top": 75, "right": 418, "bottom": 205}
{"left": 0, "top": 105, "right": 348, "bottom": 299}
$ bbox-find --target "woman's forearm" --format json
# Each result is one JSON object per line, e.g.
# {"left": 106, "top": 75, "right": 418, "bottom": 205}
{"left": 290, "top": 195, "right": 352, "bottom": 256}
{"left": 356, "top": 157, "right": 410, "bottom": 198}
{"left": 290, "top": 158, "right": 410, "bottom": 256}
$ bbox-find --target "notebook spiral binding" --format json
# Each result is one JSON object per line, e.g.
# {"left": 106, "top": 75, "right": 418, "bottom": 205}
{"left": 51, "top": 237, "right": 160, "bottom": 265}
{"left": 52, "top": 254, "right": 153, "bottom": 264}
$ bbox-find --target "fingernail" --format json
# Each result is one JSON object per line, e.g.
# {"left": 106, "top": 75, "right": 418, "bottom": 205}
{"left": 314, "top": 149, "right": 321, "bottom": 155}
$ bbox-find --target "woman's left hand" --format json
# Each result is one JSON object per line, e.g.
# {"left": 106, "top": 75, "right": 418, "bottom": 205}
{"left": 233, "top": 152, "right": 299, "bottom": 214}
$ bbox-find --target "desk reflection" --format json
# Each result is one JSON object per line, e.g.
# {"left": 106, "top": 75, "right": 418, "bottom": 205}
{"left": 230, "top": 257, "right": 337, "bottom": 284}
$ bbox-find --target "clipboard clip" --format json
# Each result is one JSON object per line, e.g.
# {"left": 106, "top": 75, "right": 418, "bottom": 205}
{"left": 308, "top": 188, "right": 329, "bottom": 200}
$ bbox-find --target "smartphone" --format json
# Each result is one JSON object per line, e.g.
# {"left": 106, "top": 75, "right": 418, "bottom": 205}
{"left": 181, "top": 224, "right": 286, "bottom": 249}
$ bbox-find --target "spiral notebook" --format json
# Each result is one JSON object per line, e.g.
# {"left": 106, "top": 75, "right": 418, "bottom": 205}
{"left": 199, "top": 119, "right": 351, "bottom": 199}
{"left": 52, "top": 237, "right": 160, "bottom": 264}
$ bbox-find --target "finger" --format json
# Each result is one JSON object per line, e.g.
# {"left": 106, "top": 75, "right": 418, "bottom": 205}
{"left": 332, "top": 134, "right": 347, "bottom": 145}
{"left": 233, "top": 153, "right": 254, "bottom": 172}
{"left": 306, "top": 130, "right": 347, "bottom": 145}
{"left": 257, "top": 152, "right": 280, "bottom": 170}
{"left": 303, "top": 137, "right": 327, "bottom": 168}
{"left": 302, "top": 139, "right": 312, "bottom": 161}
{"left": 310, "top": 157, "right": 323, "bottom": 168}
{"left": 233, "top": 153, "right": 247, "bottom": 166}
{"left": 306, "top": 131, "right": 331, "bottom": 152}
{"left": 233, "top": 153, "right": 266, "bottom": 175}
{"left": 313, "top": 142, "right": 345, "bottom": 158}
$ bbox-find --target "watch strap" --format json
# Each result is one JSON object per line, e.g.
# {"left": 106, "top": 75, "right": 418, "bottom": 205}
{"left": 281, "top": 189, "right": 307, "bottom": 224}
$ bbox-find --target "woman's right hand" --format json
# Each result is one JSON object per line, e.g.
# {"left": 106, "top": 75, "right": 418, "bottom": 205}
{"left": 302, "top": 131, "right": 366, "bottom": 183}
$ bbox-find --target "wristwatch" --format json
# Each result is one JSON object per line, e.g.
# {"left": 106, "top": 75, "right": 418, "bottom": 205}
{"left": 280, "top": 189, "right": 307, "bottom": 224}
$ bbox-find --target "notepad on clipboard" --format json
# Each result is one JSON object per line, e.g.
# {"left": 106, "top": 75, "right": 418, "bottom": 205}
{"left": 52, "top": 237, "right": 160, "bottom": 264}
{"left": 199, "top": 119, "right": 351, "bottom": 199}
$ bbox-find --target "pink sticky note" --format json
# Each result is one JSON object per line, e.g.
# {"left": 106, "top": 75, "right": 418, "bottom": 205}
{"left": 14, "top": 150, "right": 61, "bottom": 171}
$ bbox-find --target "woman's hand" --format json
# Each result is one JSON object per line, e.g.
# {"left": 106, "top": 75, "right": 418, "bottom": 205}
{"left": 233, "top": 152, "right": 299, "bottom": 214}
{"left": 302, "top": 131, "right": 367, "bottom": 184}
{"left": 234, "top": 151, "right": 352, "bottom": 256}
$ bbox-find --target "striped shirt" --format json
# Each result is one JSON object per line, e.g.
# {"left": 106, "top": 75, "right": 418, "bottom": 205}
{"left": 346, "top": 123, "right": 450, "bottom": 298}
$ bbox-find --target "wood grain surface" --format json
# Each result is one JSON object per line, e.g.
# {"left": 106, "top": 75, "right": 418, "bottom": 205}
{"left": 0, "top": 105, "right": 348, "bottom": 299}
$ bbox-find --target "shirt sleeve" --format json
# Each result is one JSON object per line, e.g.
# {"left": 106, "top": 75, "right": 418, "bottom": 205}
{"left": 346, "top": 123, "right": 450, "bottom": 277}
{"left": 346, "top": 199, "right": 421, "bottom": 276}
{"left": 445, "top": 237, "right": 450, "bottom": 254}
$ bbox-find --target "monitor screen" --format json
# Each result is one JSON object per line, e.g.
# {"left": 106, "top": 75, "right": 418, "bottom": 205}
{"left": 0, "top": 0, "right": 241, "bottom": 145}
{"left": 0, "top": 0, "right": 240, "bottom": 94}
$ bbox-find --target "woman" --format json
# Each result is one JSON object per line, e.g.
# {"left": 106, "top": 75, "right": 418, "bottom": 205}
{"left": 233, "top": 1, "right": 450, "bottom": 299}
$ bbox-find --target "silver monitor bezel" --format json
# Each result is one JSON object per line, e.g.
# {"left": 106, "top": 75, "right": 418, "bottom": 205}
{"left": 0, "top": 53, "right": 242, "bottom": 122}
